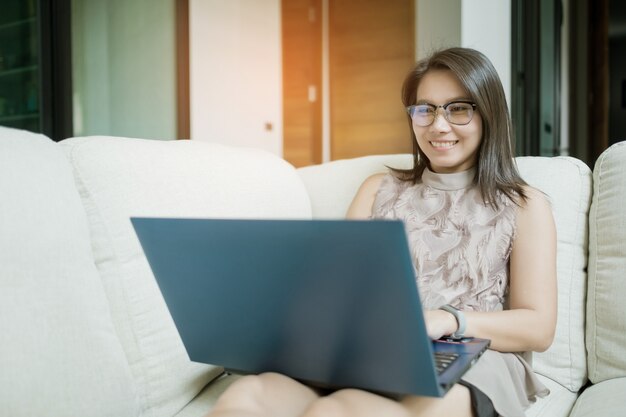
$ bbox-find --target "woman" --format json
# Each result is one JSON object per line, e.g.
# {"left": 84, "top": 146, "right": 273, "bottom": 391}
{"left": 208, "top": 47, "right": 557, "bottom": 417}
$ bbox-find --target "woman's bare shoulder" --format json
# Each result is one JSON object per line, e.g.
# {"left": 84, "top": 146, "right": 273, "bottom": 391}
{"left": 346, "top": 173, "right": 388, "bottom": 219}
{"left": 362, "top": 172, "right": 388, "bottom": 189}
{"left": 519, "top": 185, "right": 551, "bottom": 209}
{"left": 516, "top": 185, "right": 554, "bottom": 227}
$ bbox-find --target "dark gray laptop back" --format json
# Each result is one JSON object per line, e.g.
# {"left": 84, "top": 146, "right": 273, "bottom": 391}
{"left": 131, "top": 218, "right": 452, "bottom": 397}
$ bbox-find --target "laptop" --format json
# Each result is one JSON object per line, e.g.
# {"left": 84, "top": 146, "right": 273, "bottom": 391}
{"left": 131, "top": 217, "right": 490, "bottom": 398}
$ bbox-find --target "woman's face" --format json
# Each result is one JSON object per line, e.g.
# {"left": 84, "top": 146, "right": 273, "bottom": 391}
{"left": 412, "top": 69, "right": 483, "bottom": 173}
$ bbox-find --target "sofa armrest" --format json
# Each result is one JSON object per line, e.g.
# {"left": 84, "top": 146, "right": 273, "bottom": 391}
{"left": 587, "top": 141, "right": 626, "bottom": 384}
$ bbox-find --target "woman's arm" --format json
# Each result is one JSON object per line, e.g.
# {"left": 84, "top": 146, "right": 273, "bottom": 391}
{"left": 345, "top": 173, "right": 386, "bottom": 219}
{"left": 437, "top": 187, "right": 558, "bottom": 352}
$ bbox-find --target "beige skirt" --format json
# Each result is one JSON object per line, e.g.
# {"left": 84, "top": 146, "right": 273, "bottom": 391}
{"left": 460, "top": 350, "right": 549, "bottom": 417}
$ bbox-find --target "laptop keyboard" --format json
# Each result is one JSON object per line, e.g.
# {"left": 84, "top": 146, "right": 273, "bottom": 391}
{"left": 434, "top": 352, "right": 460, "bottom": 374}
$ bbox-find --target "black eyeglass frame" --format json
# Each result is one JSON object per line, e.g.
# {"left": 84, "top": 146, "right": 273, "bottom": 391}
{"left": 406, "top": 100, "right": 477, "bottom": 127}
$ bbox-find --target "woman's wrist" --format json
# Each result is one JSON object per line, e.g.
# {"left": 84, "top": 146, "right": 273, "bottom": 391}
{"left": 439, "top": 304, "right": 466, "bottom": 338}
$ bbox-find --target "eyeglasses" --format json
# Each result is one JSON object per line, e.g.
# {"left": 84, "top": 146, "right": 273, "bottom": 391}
{"left": 406, "top": 100, "right": 477, "bottom": 127}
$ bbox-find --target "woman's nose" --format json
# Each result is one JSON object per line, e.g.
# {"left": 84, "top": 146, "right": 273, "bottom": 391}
{"left": 429, "top": 108, "right": 451, "bottom": 132}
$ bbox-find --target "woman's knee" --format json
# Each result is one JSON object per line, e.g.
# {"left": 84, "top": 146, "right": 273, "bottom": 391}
{"left": 301, "top": 396, "right": 347, "bottom": 417}
{"left": 219, "top": 372, "right": 286, "bottom": 398}
{"left": 213, "top": 372, "right": 320, "bottom": 416}
{"left": 303, "top": 389, "right": 408, "bottom": 417}
{"left": 214, "top": 374, "right": 267, "bottom": 409}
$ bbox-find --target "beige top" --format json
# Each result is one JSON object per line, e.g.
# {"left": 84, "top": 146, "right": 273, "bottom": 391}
{"left": 372, "top": 167, "right": 515, "bottom": 312}
{"left": 371, "top": 168, "right": 548, "bottom": 416}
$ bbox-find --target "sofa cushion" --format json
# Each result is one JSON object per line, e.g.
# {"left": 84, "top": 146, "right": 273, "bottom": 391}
{"left": 525, "top": 374, "right": 578, "bottom": 417}
{"left": 568, "top": 377, "right": 626, "bottom": 417}
{"left": 516, "top": 156, "right": 592, "bottom": 392}
{"left": 587, "top": 140, "right": 626, "bottom": 383}
{"left": 60, "top": 136, "right": 311, "bottom": 417}
{"left": 297, "top": 154, "right": 413, "bottom": 218}
{"left": 0, "top": 128, "right": 138, "bottom": 417}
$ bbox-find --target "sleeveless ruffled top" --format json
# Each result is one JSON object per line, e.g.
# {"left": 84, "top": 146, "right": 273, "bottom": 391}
{"left": 371, "top": 167, "right": 517, "bottom": 312}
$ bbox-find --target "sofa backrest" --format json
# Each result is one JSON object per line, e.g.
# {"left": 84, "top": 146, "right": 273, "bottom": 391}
{"left": 297, "top": 154, "right": 413, "bottom": 218}
{"left": 516, "top": 156, "right": 592, "bottom": 392}
{"left": 299, "top": 154, "right": 593, "bottom": 392}
{"left": 587, "top": 140, "right": 626, "bottom": 384}
{"left": 0, "top": 128, "right": 139, "bottom": 417}
{"left": 60, "top": 136, "right": 312, "bottom": 417}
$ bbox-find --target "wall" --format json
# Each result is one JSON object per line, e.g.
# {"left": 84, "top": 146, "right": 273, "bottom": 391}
{"left": 70, "top": 0, "right": 514, "bottom": 151}
{"left": 189, "top": 0, "right": 282, "bottom": 155}
{"left": 189, "top": 0, "right": 512, "bottom": 157}
{"left": 72, "top": 0, "right": 177, "bottom": 140}
{"left": 414, "top": 0, "right": 510, "bottom": 104}
{"left": 461, "top": 0, "right": 511, "bottom": 106}
{"left": 415, "top": 0, "right": 461, "bottom": 60}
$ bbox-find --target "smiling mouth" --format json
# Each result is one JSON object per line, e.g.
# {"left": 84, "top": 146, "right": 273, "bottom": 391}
{"left": 430, "top": 140, "right": 459, "bottom": 149}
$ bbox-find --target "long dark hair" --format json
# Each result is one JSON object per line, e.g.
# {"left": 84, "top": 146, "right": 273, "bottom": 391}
{"left": 395, "top": 47, "right": 527, "bottom": 208}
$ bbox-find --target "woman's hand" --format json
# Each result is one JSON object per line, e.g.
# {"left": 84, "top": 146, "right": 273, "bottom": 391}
{"left": 424, "top": 309, "right": 458, "bottom": 340}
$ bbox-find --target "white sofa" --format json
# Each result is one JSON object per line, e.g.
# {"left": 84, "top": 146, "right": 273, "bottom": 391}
{"left": 0, "top": 126, "right": 624, "bottom": 417}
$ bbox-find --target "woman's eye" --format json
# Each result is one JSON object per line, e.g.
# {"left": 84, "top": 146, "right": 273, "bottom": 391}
{"left": 449, "top": 104, "right": 471, "bottom": 113}
{"left": 416, "top": 106, "right": 433, "bottom": 115}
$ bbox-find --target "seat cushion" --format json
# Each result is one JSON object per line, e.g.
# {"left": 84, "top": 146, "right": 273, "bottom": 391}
{"left": 568, "top": 377, "right": 626, "bottom": 417}
{"left": 175, "top": 374, "right": 241, "bottom": 417}
{"left": 516, "top": 156, "right": 592, "bottom": 392}
{"left": 525, "top": 374, "right": 578, "bottom": 417}
{"left": 60, "top": 136, "right": 311, "bottom": 417}
{"left": 587, "top": 140, "right": 626, "bottom": 383}
{"left": 0, "top": 127, "right": 138, "bottom": 417}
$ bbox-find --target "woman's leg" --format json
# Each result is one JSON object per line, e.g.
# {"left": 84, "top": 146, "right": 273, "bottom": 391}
{"left": 208, "top": 372, "right": 320, "bottom": 417}
{"left": 400, "top": 384, "right": 474, "bottom": 417}
{"left": 300, "top": 384, "right": 473, "bottom": 417}
{"left": 209, "top": 374, "right": 473, "bottom": 417}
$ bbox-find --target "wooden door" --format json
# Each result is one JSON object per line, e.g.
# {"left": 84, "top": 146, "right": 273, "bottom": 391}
{"left": 329, "top": 0, "right": 415, "bottom": 160}
{"left": 282, "top": 0, "right": 322, "bottom": 167}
